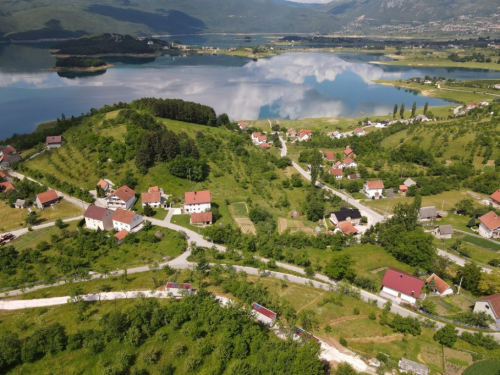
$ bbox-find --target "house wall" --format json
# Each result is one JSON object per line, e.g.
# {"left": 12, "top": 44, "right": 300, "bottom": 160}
{"left": 47, "top": 143, "right": 61, "bottom": 149}
{"left": 85, "top": 212, "right": 114, "bottom": 230}
{"left": 479, "top": 223, "right": 493, "bottom": 238}
{"left": 184, "top": 202, "right": 211, "bottom": 214}
{"left": 252, "top": 312, "right": 276, "bottom": 326}
{"left": 382, "top": 286, "right": 417, "bottom": 305}
{"left": 113, "top": 214, "right": 143, "bottom": 232}
{"left": 142, "top": 201, "right": 161, "bottom": 208}
{"left": 473, "top": 301, "right": 499, "bottom": 326}
{"left": 166, "top": 287, "right": 192, "bottom": 297}
{"left": 107, "top": 196, "right": 137, "bottom": 210}
{"left": 439, "top": 288, "right": 454, "bottom": 297}
{"left": 364, "top": 187, "right": 383, "bottom": 198}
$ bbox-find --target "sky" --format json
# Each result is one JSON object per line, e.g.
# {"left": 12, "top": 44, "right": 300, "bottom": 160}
{"left": 286, "top": 0, "right": 333, "bottom": 4}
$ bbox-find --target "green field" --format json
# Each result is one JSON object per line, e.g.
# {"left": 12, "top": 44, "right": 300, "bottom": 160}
{"left": 0, "top": 200, "right": 82, "bottom": 232}
{"left": 462, "top": 235, "right": 500, "bottom": 252}
{"left": 229, "top": 202, "right": 250, "bottom": 218}
{"left": 463, "top": 360, "right": 500, "bottom": 375}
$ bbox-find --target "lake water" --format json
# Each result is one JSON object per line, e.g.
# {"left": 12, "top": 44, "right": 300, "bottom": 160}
{"left": 1, "top": 41, "right": 500, "bottom": 140}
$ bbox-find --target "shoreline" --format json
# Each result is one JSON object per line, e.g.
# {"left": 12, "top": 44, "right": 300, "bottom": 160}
{"left": 51, "top": 51, "right": 162, "bottom": 58}
{"left": 49, "top": 64, "right": 114, "bottom": 72}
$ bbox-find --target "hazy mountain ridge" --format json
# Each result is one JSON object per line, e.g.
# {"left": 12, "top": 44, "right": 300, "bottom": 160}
{"left": 0, "top": 0, "right": 499, "bottom": 40}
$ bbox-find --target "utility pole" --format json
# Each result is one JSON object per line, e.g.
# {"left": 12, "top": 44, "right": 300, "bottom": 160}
{"left": 457, "top": 276, "right": 463, "bottom": 295}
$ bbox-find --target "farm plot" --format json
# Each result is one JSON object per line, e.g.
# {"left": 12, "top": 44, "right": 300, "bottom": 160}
{"left": 444, "top": 348, "right": 473, "bottom": 375}
{"left": 229, "top": 202, "right": 256, "bottom": 235}
{"left": 463, "top": 360, "right": 500, "bottom": 375}
{"left": 278, "top": 218, "right": 315, "bottom": 235}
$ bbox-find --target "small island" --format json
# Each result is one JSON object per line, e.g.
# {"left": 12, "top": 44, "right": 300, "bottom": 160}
{"left": 52, "top": 56, "right": 112, "bottom": 71}
{"left": 51, "top": 33, "right": 168, "bottom": 57}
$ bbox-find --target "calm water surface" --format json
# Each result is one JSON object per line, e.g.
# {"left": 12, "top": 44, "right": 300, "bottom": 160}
{"left": 1, "top": 42, "right": 500, "bottom": 140}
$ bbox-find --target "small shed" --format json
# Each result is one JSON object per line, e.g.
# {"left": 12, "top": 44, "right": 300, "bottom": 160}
{"left": 419, "top": 206, "right": 437, "bottom": 221}
{"left": 434, "top": 225, "right": 453, "bottom": 239}
{"left": 155, "top": 230, "right": 164, "bottom": 239}
{"left": 290, "top": 209, "right": 300, "bottom": 219}
{"left": 14, "top": 199, "right": 26, "bottom": 209}
{"left": 398, "top": 358, "right": 429, "bottom": 375}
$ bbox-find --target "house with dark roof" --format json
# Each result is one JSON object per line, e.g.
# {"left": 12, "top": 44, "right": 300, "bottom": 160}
{"left": 381, "top": 268, "right": 424, "bottom": 305}
{"left": 347, "top": 173, "right": 361, "bottom": 180}
{"left": 166, "top": 282, "right": 193, "bottom": 297}
{"left": 478, "top": 211, "right": 500, "bottom": 239}
{"left": 112, "top": 208, "right": 143, "bottom": 232}
{"left": 363, "top": 180, "right": 384, "bottom": 198}
{"left": 190, "top": 212, "right": 213, "bottom": 225}
{"left": 398, "top": 358, "right": 429, "bottom": 375}
{"left": 490, "top": 189, "right": 500, "bottom": 208}
{"left": 105, "top": 185, "right": 137, "bottom": 210}
{"left": 434, "top": 225, "right": 453, "bottom": 239}
{"left": 330, "top": 208, "right": 361, "bottom": 226}
{"left": 84, "top": 205, "right": 114, "bottom": 230}
{"left": 35, "top": 190, "right": 60, "bottom": 209}
{"left": 419, "top": 206, "right": 437, "bottom": 221}
{"left": 46, "top": 135, "right": 62, "bottom": 149}
{"left": 184, "top": 190, "right": 211, "bottom": 214}
{"left": 251, "top": 302, "right": 277, "bottom": 326}
{"left": 0, "top": 145, "right": 21, "bottom": 169}
{"left": 426, "top": 273, "right": 453, "bottom": 297}
{"left": 473, "top": 293, "right": 500, "bottom": 328}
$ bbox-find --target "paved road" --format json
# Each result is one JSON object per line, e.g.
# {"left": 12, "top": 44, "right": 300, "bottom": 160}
{"left": 1, "top": 216, "right": 84, "bottom": 241}
{"left": 279, "top": 137, "right": 384, "bottom": 227}
{"left": 437, "top": 248, "right": 492, "bottom": 274}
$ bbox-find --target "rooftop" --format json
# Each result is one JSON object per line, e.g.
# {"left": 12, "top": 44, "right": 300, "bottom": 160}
{"left": 477, "top": 293, "right": 500, "bottom": 318}
{"left": 46, "top": 135, "right": 62, "bottom": 144}
{"left": 365, "top": 180, "right": 384, "bottom": 190}
{"left": 185, "top": 190, "right": 211, "bottom": 205}
{"left": 191, "top": 212, "right": 213, "bottom": 223}
{"left": 109, "top": 185, "right": 136, "bottom": 202}
{"left": 112, "top": 208, "right": 137, "bottom": 224}
{"left": 36, "top": 190, "right": 59, "bottom": 204}
{"left": 84, "top": 205, "right": 111, "bottom": 220}
{"left": 420, "top": 206, "right": 437, "bottom": 218}
{"left": 114, "top": 229, "right": 129, "bottom": 242}
{"left": 251, "top": 302, "right": 276, "bottom": 319}
{"left": 142, "top": 192, "right": 161, "bottom": 203}
{"left": 426, "top": 273, "right": 452, "bottom": 295}
{"left": 382, "top": 268, "right": 424, "bottom": 299}
{"left": 480, "top": 211, "right": 500, "bottom": 231}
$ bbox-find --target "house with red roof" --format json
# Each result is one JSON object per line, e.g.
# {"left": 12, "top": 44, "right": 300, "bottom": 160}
{"left": 260, "top": 142, "right": 270, "bottom": 149}
{"left": 339, "top": 221, "right": 358, "bottom": 236}
{"left": 166, "top": 282, "right": 193, "bottom": 297}
{"left": 35, "top": 190, "right": 60, "bottom": 209}
{"left": 251, "top": 132, "right": 262, "bottom": 142}
{"left": 46, "top": 135, "right": 62, "bottom": 149}
{"left": 97, "top": 179, "right": 111, "bottom": 193}
{"left": 298, "top": 129, "right": 312, "bottom": 141}
{"left": 141, "top": 191, "right": 162, "bottom": 208}
{"left": 184, "top": 190, "right": 211, "bottom": 214}
{"left": 342, "top": 157, "right": 357, "bottom": 169}
{"left": 84, "top": 205, "right": 114, "bottom": 230}
{"left": 399, "top": 185, "right": 408, "bottom": 194}
{"left": 490, "top": 189, "right": 500, "bottom": 208}
{"left": 0, "top": 181, "right": 15, "bottom": 192}
{"left": 112, "top": 208, "right": 143, "bottom": 232}
{"left": 190, "top": 212, "right": 213, "bottom": 225}
{"left": 287, "top": 128, "right": 297, "bottom": 137}
{"left": 426, "top": 273, "right": 453, "bottom": 297}
{"left": 238, "top": 121, "right": 247, "bottom": 130}
{"left": 363, "top": 180, "right": 384, "bottom": 199}
{"left": 354, "top": 127, "right": 366, "bottom": 136}
{"left": 473, "top": 293, "right": 500, "bottom": 328}
{"left": 344, "top": 147, "right": 354, "bottom": 157}
{"left": 381, "top": 268, "right": 424, "bottom": 305}
{"left": 251, "top": 302, "right": 277, "bottom": 326}
{"left": 479, "top": 211, "right": 500, "bottom": 239}
{"left": 323, "top": 151, "right": 336, "bottom": 162}
{"left": 114, "top": 229, "right": 129, "bottom": 244}
{"left": 328, "top": 168, "right": 343, "bottom": 180}
{"left": 105, "top": 185, "right": 137, "bottom": 210}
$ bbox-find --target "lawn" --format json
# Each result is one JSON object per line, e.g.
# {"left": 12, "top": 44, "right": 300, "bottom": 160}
{"left": 0, "top": 200, "right": 82, "bottom": 232}
{"left": 427, "top": 294, "right": 473, "bottom": 317}
{"left": 462, "top": 235, "right": 500, "bottom": 252}
{"left": 229, "top": 202, "right": 249, "bottom": 218}
{"left": 463, "top": 360, "right": 500, "bottom": 375}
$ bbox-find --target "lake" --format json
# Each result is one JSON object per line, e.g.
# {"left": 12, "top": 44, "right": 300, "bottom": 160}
{"left": 1, "top": 42, "right": 500, "bottom": 140}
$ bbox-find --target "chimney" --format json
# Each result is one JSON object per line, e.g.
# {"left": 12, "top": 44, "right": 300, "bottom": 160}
{"left": 400, "top": 274, "right": 403, "bottom": 278}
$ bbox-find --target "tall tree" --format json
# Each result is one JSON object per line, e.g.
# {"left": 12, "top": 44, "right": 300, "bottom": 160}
{"left": 393, "top": 104, "right": 398, "bottom": 119}
{"left": 411, "top": 101, "right": 417, "bottom": 117}
{"left": 400, "top": 103, "right": 405, "bottom": 119}
{"left": 423, "top": 101, "right": 429, "bottom": 115}
{"left": 309, "top": 149, "right": 323, "bottom": 187}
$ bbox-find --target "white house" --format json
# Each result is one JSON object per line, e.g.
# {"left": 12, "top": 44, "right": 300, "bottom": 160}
{"left": 97, "top": 179, "right": 111, "bottom": 192}
{"left": 381, "top": 268, "right": 424, "bottom": 305}
{"left": 328, "top": 168, "right": 343, "bottom": 180}
{"left": 398, "top": 358, "right": 429, "bottom": 375}
{"left": 46, "top": 135, "right": 62, "bottom": 149}
{"left": 433, "top": 225, "right": 453, "bottom": 239}
{"left": 328, "top": 131, "right": 342, "bottom": 139}
{"left": 238, "top": 121, "right": 247, "bottom": 130}
{"left": 35, "top": 190, "right": 60, "bottom": 209}
{"left": 251, "top": 302, "right": 277, "bottom": 326}
{"left": 184, "top": 190, "right": 211, "bottom": 214}
{"left": 473, "top": 293, "right": 500, "bottom": 328}
{"left": 330, "top": 208, "right": 361, "bottom": 226}
{"left": 112, "top": 209, "right": 143, "bottom": 232}
{"left": 342, "top": 157, "right": 357, "bottom": 169}
{"left": 105, "top": 185, "right": 137, "bottom": 210}
{"left": 363, "top": 180, "right": 384, "bottom": 198}
{"left": 426, "top": 273, "right": 453, "bottom": 297}
{"left": 479, "top": 211, "right": 500, "bottom": 239}
{"left": 84, "top": 205, "right": 114, "bottom": 230}
{"left": 166, "top": 282, "right": 194, "bottom": 298}
{"left": 141, "top": 191, "right": 162, "bottom": 208}
{"left": 354, "top": 127, "right": 366, "bottom": 136}
{"left": 298, "top": 129, "right": 312, "bottom": 141}
{"left": 251, "top": 132, "right": 262, "bottom": 142}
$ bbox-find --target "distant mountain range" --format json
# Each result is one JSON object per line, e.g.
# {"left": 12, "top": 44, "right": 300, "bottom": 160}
{"left": 0, "top": 0, "right": 499, "bottom": 40}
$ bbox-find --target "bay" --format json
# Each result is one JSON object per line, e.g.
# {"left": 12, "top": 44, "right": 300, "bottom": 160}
{"left": 1, "top": 41, "right": 500, "bottom": 140}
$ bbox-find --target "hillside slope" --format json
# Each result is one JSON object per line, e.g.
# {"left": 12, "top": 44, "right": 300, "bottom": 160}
{"left": 0, "top": 0, "right": 339, "bottom": 40}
